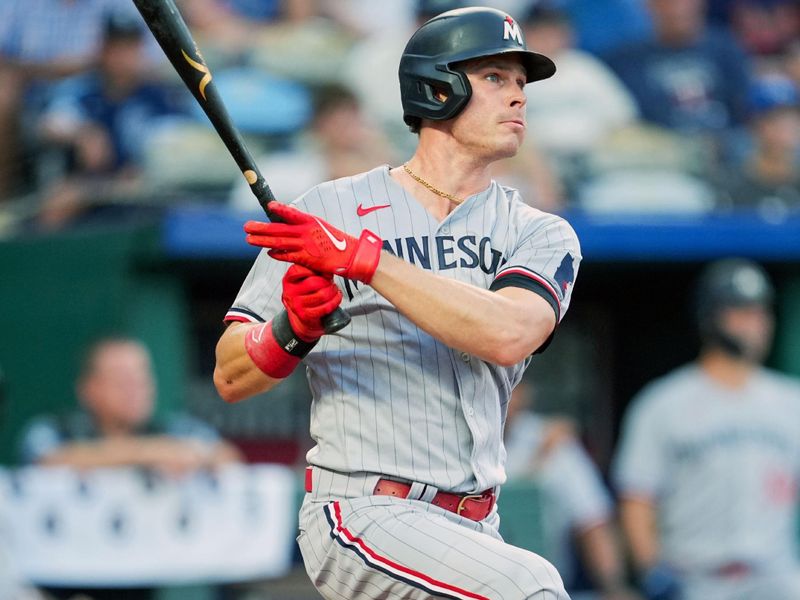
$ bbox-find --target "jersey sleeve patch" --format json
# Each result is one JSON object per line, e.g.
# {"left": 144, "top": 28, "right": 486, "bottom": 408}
{"left": 490, "top": 268, "right": 560, "bottom": 322}
{"left": 224, "top": 306, "right": 265, "bottom": 324}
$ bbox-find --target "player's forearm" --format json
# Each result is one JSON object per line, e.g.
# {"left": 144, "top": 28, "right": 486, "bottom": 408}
{"left": 577, "top": 523, "right": 630, "bottom": 594}
{"left": 37, "top": 437, "right": 163, "bottom": 469}
{"left": 620, "top": 497, "right": 662, "bottom": 572}
{"left": 370, "top": 252, "right": 554, "bottom": 365}
{"left": 214, "top": 322, "right": 282, "bottom": 403}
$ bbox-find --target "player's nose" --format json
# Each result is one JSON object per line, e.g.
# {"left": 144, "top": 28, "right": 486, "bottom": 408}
{"left": 509, "top": 86, "right": 526, "bottom": 109}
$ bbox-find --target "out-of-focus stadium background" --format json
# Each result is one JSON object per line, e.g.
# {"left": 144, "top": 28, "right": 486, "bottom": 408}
{"left": 1, "top": 0, "right": 800, "bottom": 598}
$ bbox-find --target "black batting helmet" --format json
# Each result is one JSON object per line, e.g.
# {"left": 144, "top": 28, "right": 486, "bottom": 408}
{"left": 399, "top": 7, "right": 556, "bottom": 128}
{"left": 694, "top": 258, "right": 774, "bottom": 354}
{"left": 695, "top": 259, "right": 774, "bottom": 321}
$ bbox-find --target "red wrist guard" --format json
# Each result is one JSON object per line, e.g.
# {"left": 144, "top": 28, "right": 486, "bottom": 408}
{"left": 244, "top": 315, "right": 317, "bottom": 379}
{"left": 349, "top": 229, "right": 383, "bottom": 284}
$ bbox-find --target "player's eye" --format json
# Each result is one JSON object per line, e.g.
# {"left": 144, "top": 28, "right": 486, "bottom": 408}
{"left": 485, "top": 72, "right": 501, "bottom": 83}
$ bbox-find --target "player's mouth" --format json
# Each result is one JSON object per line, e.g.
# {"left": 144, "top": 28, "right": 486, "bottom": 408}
{"left": 501, "top": 119, "right": 526, "bottom": 130}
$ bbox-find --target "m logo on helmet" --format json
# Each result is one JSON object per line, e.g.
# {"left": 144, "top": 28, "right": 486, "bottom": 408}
{"left": 503, "top": 16, "right": 523, "bottom": 45}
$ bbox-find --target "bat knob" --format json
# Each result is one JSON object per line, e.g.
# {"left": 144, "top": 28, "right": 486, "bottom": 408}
{"left": 322, "top": 308, "right": 351, "bottom": 334}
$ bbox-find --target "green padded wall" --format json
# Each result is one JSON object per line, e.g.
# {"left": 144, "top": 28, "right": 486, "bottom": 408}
{"left": 497, "top": 480, "right": 548, "bottom": 556}
{"left": 0, "top": 225, "right": 190, "bottom": 465}
{"left": 774, "top": 276, "right": 800, "bottom": 378}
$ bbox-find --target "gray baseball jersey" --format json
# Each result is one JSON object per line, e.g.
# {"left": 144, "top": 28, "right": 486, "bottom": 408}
{"left": 613, "top": 364, "right": 800, "bottom": 593}
{"left": 226, "top": 164, "right": 580, "bottom": 599}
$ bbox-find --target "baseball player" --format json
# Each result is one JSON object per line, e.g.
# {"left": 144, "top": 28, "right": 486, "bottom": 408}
{"left": 215, "top": 8, "right": 581, "bottom": 599}
{"left": 613, "top": 259, "right": 800, "bottom": 600}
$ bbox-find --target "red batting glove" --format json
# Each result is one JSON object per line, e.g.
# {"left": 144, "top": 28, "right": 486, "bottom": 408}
{"left": 244, "top": 201, "right": 382, "bottom": 284}
{"left": 282, "top": 265, "right": 343, "bottom": 342}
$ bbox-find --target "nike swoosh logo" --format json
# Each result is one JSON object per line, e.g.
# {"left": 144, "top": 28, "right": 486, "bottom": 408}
{"left": 314, "top": 217, "right": 347, "bottom": 251}
{"left": 357, "top": 203, "right": 391, "bottom": 217}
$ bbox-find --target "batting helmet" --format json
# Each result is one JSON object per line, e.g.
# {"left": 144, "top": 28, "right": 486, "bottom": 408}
{"left": 694, "top": 259, "right": 774, "bottom": 354}
{"left": 399, "top": 7, "right": 556, "bottom": 128}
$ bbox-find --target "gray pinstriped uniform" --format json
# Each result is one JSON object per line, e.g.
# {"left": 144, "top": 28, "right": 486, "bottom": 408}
{"left": 613, "top": 365, "right": 800, "bottom": 600}
{"left": 225, "top": 164, "right": 581, "bottom": 599}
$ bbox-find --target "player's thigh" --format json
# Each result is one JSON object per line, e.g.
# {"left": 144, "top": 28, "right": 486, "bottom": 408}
{"left": 298, "top": 496, "right": 568, "bottom": 600}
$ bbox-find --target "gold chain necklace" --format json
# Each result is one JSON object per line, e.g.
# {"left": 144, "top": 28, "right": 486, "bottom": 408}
{"left": 403, "top": 163, "right": 463, "bottom": 205}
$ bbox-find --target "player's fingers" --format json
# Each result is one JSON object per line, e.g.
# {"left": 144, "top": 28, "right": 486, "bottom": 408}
{"left": 285, "top": 264, "right": 333, "bottom": 283}
{"left": 285, "top": 275, "right": 336, "bottom": 298}
{"left": 299, "top": 283, "right": 341, "bottom": 308}
{"left": 246, "top": 234, "right": 304, "bottom": 250}
{"left": 284, "top": 264, "right": 319, "bottom": 282}
{"left": 267, "top": 249, "right": 316, "bottom": 266}
{"left": 284, "top": 267, "right": 337, "bottom": 292}
{"left": 266, "top": 201, "right": 311, "bottom": 224}
{"left": 244, "top": 221, "right": 304, "bottom": 238}
{"left": 305, "top": 288, "right": 343, "bottom": 318}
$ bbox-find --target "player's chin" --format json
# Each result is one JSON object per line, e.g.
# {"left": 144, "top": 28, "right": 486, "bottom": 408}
{"left": 495, "top": 136, "right": 523, "bottom": 159}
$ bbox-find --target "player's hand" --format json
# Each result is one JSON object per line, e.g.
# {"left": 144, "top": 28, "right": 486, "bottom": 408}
{"left": 639, "top": 563, "right": 681, "bottom": 600}
{"left": 244, "top": 201, "right": 383, "bottom": 284}
{"left": 282, "top": 264, "right": 343, "bottom": 342}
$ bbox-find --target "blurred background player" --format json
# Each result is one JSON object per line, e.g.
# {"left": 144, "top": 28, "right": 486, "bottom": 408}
{"left": 613, "top": 258, "right": 800, "bottom": 600}
{"left": 505, "top": 379, "right": 639, "bottom": 600}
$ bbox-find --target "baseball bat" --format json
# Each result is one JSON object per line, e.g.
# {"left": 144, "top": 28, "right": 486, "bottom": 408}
{"left": 132, "top": 0, "right": 350, "bottom": 333}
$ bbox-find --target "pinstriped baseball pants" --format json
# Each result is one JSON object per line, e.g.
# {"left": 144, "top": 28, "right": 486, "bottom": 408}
{"left": 298, "top": 467, "right": 569, "bottom": 600}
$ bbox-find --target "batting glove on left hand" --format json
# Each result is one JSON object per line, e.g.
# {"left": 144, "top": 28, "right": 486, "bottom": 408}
{"left": 245, "top": 201, "right": 382, "bottom": 284}
{"left": 282, "top": 264, "right": 343, "bottom": 342}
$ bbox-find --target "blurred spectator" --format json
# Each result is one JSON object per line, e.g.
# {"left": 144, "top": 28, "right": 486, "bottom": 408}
{"left": 716, "top": 75, "right": 800, "bottom": 215}
{"left": 491, "top": 139, "right": 566, "bottom": 211}
{"left": 604, "top": 0, "right": 752, "bottom": 135}
{"left": 18, "top": 336, "right": 241, "bottom": 472}
{"left": 0, "top": 0, "right": 144, "bottom": 200}
{"left": 520, "top": 3, "right": 638, "bottom": 198}
{"left": 34, "top": 12, "right": 189, "bottom": 231}
{"left": 505, "top": 380, "right": 639, "bottom": 600}
{"left": 489, "top": 0, "right": 651, "bottom": 54}
{"left": 342, "top": 0, "right": 466, "bottom": 153}
{"left": 177, "top": 0, "right": 259, "bottom": 58}
{"left": 227, "top": 0, "right": 316, "bottom": 23}
{"left": 613, "top": 259, "right": 800, "bottom": 600}
{"left": 707, "top": 0, "right": 800, "bottom": 57}
{"left": 173, "top": 0, "right": 330, "bottom": 73}
{"left": 547, "top": 0, "right": 652, "bottom": 56}
{"left": 17, "top": 335, "right": 241, "bottom": 600}
{"left": 247, "top": 2, "right": 356, "bottom": 86}
{"left": 323, "top": 0, "right": 417, "bottom": 37}
{"left": 229, "top": 82, "right": 395, "bottom": 209}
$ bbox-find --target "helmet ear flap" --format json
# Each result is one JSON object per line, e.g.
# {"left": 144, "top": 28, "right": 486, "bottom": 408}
{"left": 401, "top": 63, "right": 472, "bottom": 126}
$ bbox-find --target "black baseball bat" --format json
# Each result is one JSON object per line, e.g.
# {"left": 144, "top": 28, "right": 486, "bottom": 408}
{"left": 132, "top": 0, "right": 350, "bottom": 333}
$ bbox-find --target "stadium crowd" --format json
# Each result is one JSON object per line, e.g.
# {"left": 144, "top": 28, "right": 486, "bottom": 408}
{"left": 0, "top": 0, "right": 799, "bottom": 233}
